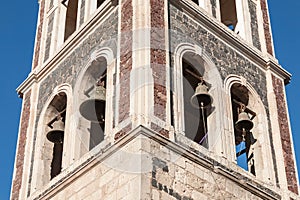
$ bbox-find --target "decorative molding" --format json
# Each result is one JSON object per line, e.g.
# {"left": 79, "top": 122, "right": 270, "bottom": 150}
{"left": 28, "top": 125, "right": 281, "bottom": 199}
{"left": 170, "top": 0, "right": 290, "bottom": 82}
{"left": 17, "top": 1, "right": 117, "bottom": 95}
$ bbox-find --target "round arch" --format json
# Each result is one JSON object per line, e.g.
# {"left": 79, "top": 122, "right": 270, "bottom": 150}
{"left": 224, "top": 74, "right": 275, "bottom": 183}
{"left": 72, "top": 47, "right": 115, "bottom": 159}
{"left": 31, "top": 83, "right": 72, "bottom": 191}
{"left": 173, "top": 43, "right": 225, "bottom": 155}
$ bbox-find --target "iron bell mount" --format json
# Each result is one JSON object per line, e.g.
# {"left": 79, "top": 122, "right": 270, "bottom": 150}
{"left": 46, "top": 113, "right": 65, "bottom": 144}
{"left": 235, "top": 103, "right": 254, "bottom": 139}
{"left": 79, "top": 75, "right": 106, "bottom": 123}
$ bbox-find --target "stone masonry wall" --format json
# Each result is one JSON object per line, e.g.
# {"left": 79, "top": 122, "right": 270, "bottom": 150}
{"left": 260, "top": 0, "right": 273, "bottom": 55}
{"left": 169, "top": 2, "right": 279, "bottom": 184}
{"left": 27, "top": 10, "right": 118, "bottom": 196}
{"left": 79, "top": 0, "right": 86, "bottom": 26}
{"left": 118, "top": 0, "right": 133, "bottom": 125}
{"left": 27, "top": 131, "right": 283, "bottom": 200}
{"left": 31, "top": 133, "right": 148, "bottom": 200}
{"left": 44, "top": 12, "right": 55, "bottom": 62}
{"left": 151, "top": 0, "right": 167, "bottom": 123}
{"left": 248, "top": 0, "right": 261, "bottom": 50}
{"left": 272, "top": 75, "right": 298, "bottom": 195}
{"left": 11, "top": 90, "right": 31, "bottom": 200}
{"left": 146, "top": 137, "right": 280, "bottom": 199}
{"left": 170, "top": 4, "right": 267, "bottom": 98}
{"left": 33, "top": 0, "right": 45, "bottom": 69}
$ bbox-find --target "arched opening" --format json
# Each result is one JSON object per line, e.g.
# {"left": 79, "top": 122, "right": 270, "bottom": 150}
{"left": 44, "top": 92, "right": 67, "bottom": 180}
{"left": 77, "top": 57, "right": 107, "bottom": 154}
{"left": 173, "top": 44, "right": 224, "bottom": 155}
{"left": 179, "top": 52, "right": 215, "bottom": 149}
{"left": 231, "top": 83, "right": 256, "bottom": 175}
{"left": 219, "top": 0, "right": 237, "bottom": 30}
{"left": 64, "top": 0, "right": 79, "bottom": 41}
{"left": 224, "top": 75, "right": 275, "bottom": 182}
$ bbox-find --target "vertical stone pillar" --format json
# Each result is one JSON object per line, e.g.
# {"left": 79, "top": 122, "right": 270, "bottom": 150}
{"left": 272, "top": 74, "right": 299, "bottom": 194}
{"left": 149, "top": 0, "right": 170, "bottom": 138}
{"left": 33, "top": 0, "right": 46, "bottom": 69}
{"left": 114, "top": 0, "right": 133, "bottom": 140}
{"left": 119, "top": 0, "right": 133, "bottom": 124}
{"left": 11, "top": 91, "right": 31, "bottom": 200}
{"left": 260, "top": 0, "right": 274, "bottom": 55}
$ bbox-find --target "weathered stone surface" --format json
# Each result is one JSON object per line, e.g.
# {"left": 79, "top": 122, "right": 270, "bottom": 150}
{"left": 44, "top": 12, "right": 54, "bottom": 61}
{"left": 169, "top": 2, "right": 281, "bottom": 190}
{"left": 27, "top": 10, "right": 118, "bottom": 196}
{"left": 272, "top": 75, "right": 298, "bottom": 195}
{"left": 248, "top": 0, "right": 261, "bottom": 50}
{"left": 260, "top": 0, "right": 273, "bottom": 55}
{"left": 33, "top": 0, "right": 45, "bottom": 69}
{"left": 11, "top": 90, "right": 31, "bottom": 200}
{"left": 119, "top": 0, "right": 133, "bottom": 124}
{"left": 79, "top": 0, "right": 85, "bottom": 26}
{"left": 151, "top": 0, "right": 167, "bottom": 121}
{"left": 170, "top": 4, "right": 268, "bottom": 101}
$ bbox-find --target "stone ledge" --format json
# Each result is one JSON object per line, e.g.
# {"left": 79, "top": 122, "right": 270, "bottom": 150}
{"left": 29, "top": 125, "right": 283, "bottom": 199}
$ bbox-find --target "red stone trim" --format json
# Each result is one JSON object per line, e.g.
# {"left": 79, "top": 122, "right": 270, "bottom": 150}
{"left": 272, "top": 75, "right": 298, "bottom": 194}
{"left": 114, "top": 124, "right": 132, "bottom": 141}
{"left": 151, "top": 123, "right": 169, "bottom": 138}
{"left": 119, "top": 0, "right": 133, "bottom": 123}
{"left": 33, "top": 0, "right": 46, "bottom": 69}
{"left": 260, "top": 0, "right": 273, "bottom": 55}
{"left": 11, "top": 90, "right": 31, "bottom": 200}
{"left": 150, "top": 0, "right": 167, "bottom": 121}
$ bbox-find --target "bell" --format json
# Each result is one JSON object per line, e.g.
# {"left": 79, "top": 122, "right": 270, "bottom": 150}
{"left": 190, "top": 83, "right": 213, "bottom": 108}
{"left": 47, "top": 119, "right": 64, "bottom": 144}
{"left": 79, "top": 84, "right": 106, "bottom": 123}
{"left": 235, "top": 111, "right": 254, "bottom": 132}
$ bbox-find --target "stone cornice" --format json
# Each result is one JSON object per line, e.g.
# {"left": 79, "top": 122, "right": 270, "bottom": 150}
{"left": 17, "top": 0, "right": 118, "bottom": 97}
{"left": 266, "top": 58, "right": 291, "bottom": 84}
{"left": 30, "top": 125, "right": 282, "bottom": 200}
{"left": 173, "top": 0, "right": 290, "bottom": 83}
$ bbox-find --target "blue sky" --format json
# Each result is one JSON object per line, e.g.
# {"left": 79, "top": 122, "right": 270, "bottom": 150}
{"left": 0, "top": 1, "right": 299, "bottom": 199}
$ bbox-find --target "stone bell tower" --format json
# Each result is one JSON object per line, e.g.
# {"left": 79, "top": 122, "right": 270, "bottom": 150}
{"left": 11, "top": 0, "right": 299, "bottom": 199}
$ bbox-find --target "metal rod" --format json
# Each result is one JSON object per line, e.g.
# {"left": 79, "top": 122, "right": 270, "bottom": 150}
{"left": 47, "top": 108, "right": 66, "bottom": 128}
{"left": 83, "top": 85, "right": 95, "bottom": 97}
{"left": 232, "top": 99, "right": 256, "bottom": 120}
{"left": 84, "top": 73, "right": 107, "bottom": 97}
{"left": 96, "top": 73, "right": 107, "bottom": 86}
{"left": 199, "top": 104, "right": 208, "bottom": 145}
{"left": 185, "top": 69, "right": 203, "bottom": 82}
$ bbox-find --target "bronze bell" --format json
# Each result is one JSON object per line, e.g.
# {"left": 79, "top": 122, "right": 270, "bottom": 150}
{"left": 235, "top": 111, "right": 254, "bottom": 133}
{"left": 79, "top": 84, "right": 106, "bottom": 123}
{"left": 190, "top": 83, "right": 213, "bottom": 108}
{"left": 47, "top": 119, "right": 64, "bottom": 144}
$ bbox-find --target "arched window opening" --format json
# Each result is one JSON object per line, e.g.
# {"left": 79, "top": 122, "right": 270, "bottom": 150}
{"left": 182, "top": 59, "right": 213, "bottom": 148}
{"left": 231, "top": 83, "right": 256, "bottom": 175}
{"left": 79, "top": 59, "right": 107, "bottom": 151}
{"left": 45, "top": 93, "right": 67, "bottom": 180}
{"left": 64, "top": 0, "right": 79, "bottom": 41}
{"left": 219, "top": 0, "right": 237, "bottom": 30}
{"left": 97, "top": 0, "right": 105, "bottom": 8}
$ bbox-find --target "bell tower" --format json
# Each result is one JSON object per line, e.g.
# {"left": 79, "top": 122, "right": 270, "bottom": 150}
{"left": 11, "top": 0, "right": 299, "bottom": 199}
